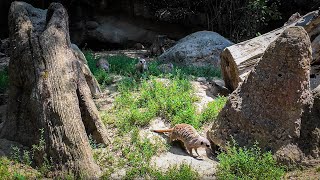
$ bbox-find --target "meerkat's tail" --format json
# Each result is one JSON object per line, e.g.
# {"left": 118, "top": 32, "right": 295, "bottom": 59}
{"left": 152, "top": 128, "right": 174, "bottom": 133}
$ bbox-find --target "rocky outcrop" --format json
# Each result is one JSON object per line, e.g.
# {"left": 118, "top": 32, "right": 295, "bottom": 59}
{"left": 158, "top": 31, "right": 233, "bottom": 68}
{"left": 85, "top": 16, "right": 157, "bottom": 47}
{"left": 208, "top": 27, "right": 314, "bottom": 166}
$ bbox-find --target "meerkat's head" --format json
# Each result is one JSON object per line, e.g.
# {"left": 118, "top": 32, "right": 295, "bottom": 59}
{"left": 138, "top": 58, "right": 148, "bottom": 71}
{"left": 195, "top": 136, "right": 211, "bottom": 149}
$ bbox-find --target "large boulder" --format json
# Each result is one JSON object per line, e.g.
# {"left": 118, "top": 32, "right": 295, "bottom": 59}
{"left": 299, "top": 84, "right": 320, "bottom": 160}
{"left": 158, "top": 31, "right": 233, "bottom": 68}
{"left": 208, "top": 27, "right": 313, "bottom": 165}
{"left": 84, "top": 16, "right": 158, "bottom": 47}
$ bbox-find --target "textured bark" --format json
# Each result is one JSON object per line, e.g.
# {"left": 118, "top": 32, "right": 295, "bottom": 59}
{"left": 0, "top": 2, "right": 109, "bottom": 177}
{"left": 221, "top": 10, "right": 320, "bottom": 91}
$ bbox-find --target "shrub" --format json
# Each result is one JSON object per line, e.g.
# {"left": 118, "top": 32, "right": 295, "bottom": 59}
{"left": 216, "top": 141, "right": 285, "bottom": 180}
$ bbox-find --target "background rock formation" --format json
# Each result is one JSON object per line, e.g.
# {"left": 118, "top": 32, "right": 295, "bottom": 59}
{"left": 208, "top": 27, "right": 315, "bottom": 166}
{"left": 0, "top": 0, "right": 318, "bottom": 48}
{"left": 158, "top": 31, "right": 233, "bottom": 68}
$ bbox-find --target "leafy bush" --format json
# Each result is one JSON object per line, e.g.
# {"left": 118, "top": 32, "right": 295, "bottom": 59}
{"left": 216, "top": 142, "right": 285, "bottom": 180}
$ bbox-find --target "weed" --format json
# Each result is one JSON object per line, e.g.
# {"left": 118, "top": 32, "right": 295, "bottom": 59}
{"left": 216, "top": 141, "right": 285, "bottom": 180}
{"left": 11, "top": 146, "right": 21, "bottom": 163}
{"left": 200, "top": 96, "right": 227, "bottom": 124}
{"left": 22, "top": 150, "right": 32, "bottom": 166}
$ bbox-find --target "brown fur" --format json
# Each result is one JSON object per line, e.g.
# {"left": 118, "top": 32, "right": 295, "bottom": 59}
{"left": 135, "top": 58, "right": 148, "bottom": 73}
{"left": 152, "top": 124, "right": 211, "bottom": 157}
{"left": 96, "top": 58, "right": 110, "bottom": 72}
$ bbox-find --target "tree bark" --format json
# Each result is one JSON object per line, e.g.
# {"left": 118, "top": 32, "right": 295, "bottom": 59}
{"left": 221, "top": 10, "right": 320, "bottom": 91}
{"left": 0, "top": 2, "right": 109, "bottom": 177}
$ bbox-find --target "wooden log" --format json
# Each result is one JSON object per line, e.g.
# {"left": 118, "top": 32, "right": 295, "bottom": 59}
{"left": 221, "top": 10, "right": 320, "bottom": 91}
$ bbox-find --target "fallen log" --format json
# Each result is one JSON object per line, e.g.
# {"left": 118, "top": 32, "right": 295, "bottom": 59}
{"left": 221, "top": 10, "right": 320, "bottom": 91}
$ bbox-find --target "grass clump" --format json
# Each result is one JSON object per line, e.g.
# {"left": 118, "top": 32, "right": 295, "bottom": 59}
{"left": 200, "top": 96, "right": 227, "bottom": 124}
{"left": 216, "top": 141, "right": 285, "bottom": 180}
{"left": 0, "top": 156, "right": 39, "bottom": 179}
{"left": 152, "top": 164, "right": 200, "bottom": 180}
{"left": 0, "top": 157, "right": 11, "bottom": 179}
{"left": 113, "top": 75, "right": 199, "bottom": 132}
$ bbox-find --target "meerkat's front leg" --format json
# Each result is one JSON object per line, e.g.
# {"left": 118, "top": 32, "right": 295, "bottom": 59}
{"left": 187, "top": 147, "right": 198, "bottom": 157}
{"left": 194, "top": 148, "right": 200, "bottom": 157}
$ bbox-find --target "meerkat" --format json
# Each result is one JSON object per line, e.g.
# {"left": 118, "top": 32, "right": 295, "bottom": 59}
{"left": 152, "top": 123, "right": 211, "bottom": 157}
{"left": 96, "top": 57, "right": 110, "bottom": 72}
{"left": 158, "top": 63, "right": 174, "bottom": 73}
{"left": 135, "top": 58, "right": 148, "bottom": 74}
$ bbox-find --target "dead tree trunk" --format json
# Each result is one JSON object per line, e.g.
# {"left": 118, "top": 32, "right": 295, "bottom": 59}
{"left": 221, "top": 10, "right": 320, "bottom": 91}
{"left": 0, "top": 2, "right": 109, "bottom": 177}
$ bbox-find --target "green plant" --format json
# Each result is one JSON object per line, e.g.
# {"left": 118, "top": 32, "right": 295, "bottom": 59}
{"left": 11, "top": 146, "right": 21, "bottom": 163}
{"left": 112, "top": 75, "right": 200, "bottom": 132}
{"left": 22, "top": 150, "right": 32, "bottom": 166}
{"left": 0, "top": 157, "right": 11, "bottom": 179}
{"left": 216, "top": 141, "right": 285, "bottom": 180}
{"left": 200, "top": 96, "right": 227, "bottom": 124}
{"left": 14, "top": 172, "right": 26, "bottom": 180}
{"left": 152, "top": 164, "right": 200, "bottom": 180}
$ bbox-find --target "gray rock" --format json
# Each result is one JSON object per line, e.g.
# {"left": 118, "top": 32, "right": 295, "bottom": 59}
{"left": 158, "top": 31, "right": 233, "bottom": 68}
{"left": 208, "top": 78, "right": 230, "bottom": 97}
{"left": 86, "top": 16, "right": 157, "bottom": 45}
{"left": 208, "top": 27, "right": 313, "bottom": 166}
{"left": 85, "top": 21, "right": 99, "bottom": 30}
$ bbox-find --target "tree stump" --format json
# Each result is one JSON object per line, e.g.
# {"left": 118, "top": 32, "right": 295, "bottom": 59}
{"left": 0, "top": 2, "right": 109, "bottom": 177}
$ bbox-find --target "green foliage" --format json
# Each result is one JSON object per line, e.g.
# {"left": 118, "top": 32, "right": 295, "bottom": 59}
{"left": 99, "top": 128, "right": 160, "bottom": 179}
{"left": 200, "top": 96, "right": 227, "bottom": 124}
{"left": 10, "top": 129, "right": 53, "bottom": 177}
{"left": 0, "top": 157, "right": 11, "bottom": 179}
{"left": 216, "top": 141, "right": 285, "bottom": 180}
{"left": 0, "top": 157, "right": 30, "bottom": 180}
{"left": 113, "top": 75, "right": 199, "bottom": 132}
{"left": 14, "top": 172, "right": 26, "bottom": 180}
{"left": 0, "top": 68, "right": 8, "bottom": 93}
{"left": 152, "top": 164, "right": 200, "bottom": 180}
{"left": 176, "top": 65, "right": 221, "bottom": 79}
